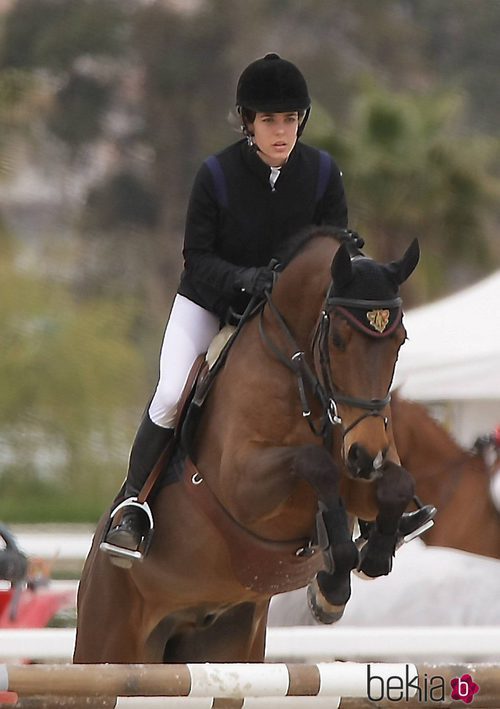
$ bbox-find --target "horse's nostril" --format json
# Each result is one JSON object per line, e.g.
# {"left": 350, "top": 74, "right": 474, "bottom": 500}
{"left": 347, "top": 443, "right": 370, "bottom": 471}
{"left": 347, "top": 443, "right": 362, "bottom": 466}
{"left": 347, "top": 443, "right": 382, "bottom": 479}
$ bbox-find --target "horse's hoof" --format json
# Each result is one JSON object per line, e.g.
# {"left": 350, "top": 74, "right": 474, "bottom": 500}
{"left": 306, "top": 578, "right": 346, "bottom": 625}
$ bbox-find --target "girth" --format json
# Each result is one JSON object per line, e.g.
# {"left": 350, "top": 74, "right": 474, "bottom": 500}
{"left": 183, "top": 458, "right": 324, "bottom": 595}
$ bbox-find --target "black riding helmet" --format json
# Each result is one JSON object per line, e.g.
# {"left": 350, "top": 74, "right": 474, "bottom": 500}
{"left": 236, "top": 53, "right": 311, "bottom": 136}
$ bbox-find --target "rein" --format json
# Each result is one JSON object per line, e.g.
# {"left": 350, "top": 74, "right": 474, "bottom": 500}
{"left": 259, "top": 290, "right": 402, "bottom": 444}
{"left": 259, "top": 295, "right": 337, "bottom": 443}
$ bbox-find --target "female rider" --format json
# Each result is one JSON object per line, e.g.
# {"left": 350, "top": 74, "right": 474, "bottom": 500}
{"left": 102, "top": 53, "right": 349, "bottom": 562}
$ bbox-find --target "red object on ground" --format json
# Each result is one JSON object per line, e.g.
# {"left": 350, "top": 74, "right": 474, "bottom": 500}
{"left": 0, "top": 692, "right": 18, "bottom": 704}
{"left": 0, "top": 586, "right": 75, "bottom": 628}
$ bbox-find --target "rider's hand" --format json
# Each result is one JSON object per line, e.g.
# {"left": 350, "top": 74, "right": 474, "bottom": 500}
{"left": 235, "top": 266, "right": 275, "bottom": 297}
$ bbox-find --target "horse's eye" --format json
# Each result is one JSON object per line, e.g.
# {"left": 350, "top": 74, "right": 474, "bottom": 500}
{"left": 331, "top": 328, "right": 345, "bottom": 350}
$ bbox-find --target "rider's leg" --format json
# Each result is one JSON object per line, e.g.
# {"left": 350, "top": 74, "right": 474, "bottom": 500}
{"left": 104, "top": 413, "right": 174, "bottom": 551}
{"left": 103, "top": 295, "right": 219, "bottom": 554}
{"left": 358, "top": 501, "right": 437, "bottom": 547}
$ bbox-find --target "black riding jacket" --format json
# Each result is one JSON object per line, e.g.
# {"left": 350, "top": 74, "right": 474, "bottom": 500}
{"left": 178, "top": 138, "right": 348, "bottom": 319}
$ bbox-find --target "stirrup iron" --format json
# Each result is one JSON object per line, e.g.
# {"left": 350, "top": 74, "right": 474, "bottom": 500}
{"left": 401, "top": 517, "right": 435, "bottom": 544}
{"left": 100, "top": 497, "right": 154, "bottom": 568}
{"left": 400, "top": 504, "right": 437, "bottom": 545}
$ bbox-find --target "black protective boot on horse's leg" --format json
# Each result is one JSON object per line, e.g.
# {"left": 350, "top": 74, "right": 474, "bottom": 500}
{"left": 102, "top": 415, "right": 174, "bottom": 557}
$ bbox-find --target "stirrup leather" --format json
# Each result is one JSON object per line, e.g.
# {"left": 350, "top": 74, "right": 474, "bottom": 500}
{"left": 100, "top": 497, "right": 154, "bottom": 565}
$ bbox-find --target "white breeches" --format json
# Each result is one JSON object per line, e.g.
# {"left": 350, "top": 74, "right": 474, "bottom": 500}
{"left": 148, "top": 294, "right": 220, "bottom": 428}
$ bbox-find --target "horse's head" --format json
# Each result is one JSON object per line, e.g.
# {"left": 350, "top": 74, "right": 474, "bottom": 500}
{"left": 323, "top": 239, "right": 419, "bottom": 480}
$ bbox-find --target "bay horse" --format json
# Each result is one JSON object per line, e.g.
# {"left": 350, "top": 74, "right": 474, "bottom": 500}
{"left": 392, "top": 395, "right": 500, "bottom": 559}
{"left": 74, "top": 229, "right": 419, "bottom": 663}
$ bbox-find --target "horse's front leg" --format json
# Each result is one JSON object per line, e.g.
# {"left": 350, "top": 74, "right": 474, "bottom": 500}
{"left": 292, "top": 446, "right": 359, "bottom": 624}
{"left": 358, "top": 461, "right": 415, "bottom": 578}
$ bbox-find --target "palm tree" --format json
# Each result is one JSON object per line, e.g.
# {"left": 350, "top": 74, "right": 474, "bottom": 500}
{"left": 313, "top": 84, "right": 500, "bottom": 302}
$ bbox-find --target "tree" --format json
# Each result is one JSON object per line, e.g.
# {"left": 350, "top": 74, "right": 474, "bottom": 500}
{"left": 312, "top": 84, "right": 499, "bottom": 302}
{"left": 0, "top": 232, "right": 149, "bottom": 521}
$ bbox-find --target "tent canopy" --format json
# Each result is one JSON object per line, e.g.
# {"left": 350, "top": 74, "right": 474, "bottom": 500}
{"left": 393, "top": 271, "right": 500, "bottom": 401}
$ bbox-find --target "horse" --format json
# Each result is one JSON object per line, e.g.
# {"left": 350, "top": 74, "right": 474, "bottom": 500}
{"left": 74, "top": 228, "right": 420, "bottom": 663}
{"left": 391, "top": 395, "right": 500, "bottom": 559}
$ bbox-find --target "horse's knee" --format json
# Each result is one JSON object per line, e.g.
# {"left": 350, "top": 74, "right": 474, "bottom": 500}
{"left": 292, "top": 445, "right": 340, "bottom": 500}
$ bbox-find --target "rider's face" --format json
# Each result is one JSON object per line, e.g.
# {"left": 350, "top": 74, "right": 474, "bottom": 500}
{"left": 249, "top": 112, "right": 300, "bottom": 167}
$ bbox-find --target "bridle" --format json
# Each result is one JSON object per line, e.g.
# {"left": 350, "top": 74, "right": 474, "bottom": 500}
{"left": 258, "top": 287, "right": 403, "bottom": 445}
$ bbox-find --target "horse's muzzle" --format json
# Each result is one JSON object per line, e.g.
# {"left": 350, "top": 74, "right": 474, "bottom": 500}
{"left": 346, "top": 443, "right": 385, "bottom": 480}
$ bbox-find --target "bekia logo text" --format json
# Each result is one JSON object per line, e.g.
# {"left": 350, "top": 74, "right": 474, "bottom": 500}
{"left": 367, "top": 664, "right": 480, "bottom": 703}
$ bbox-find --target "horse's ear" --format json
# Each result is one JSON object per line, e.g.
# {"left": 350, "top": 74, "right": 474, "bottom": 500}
{"left": 331, "top": 243, "right": 353, "bottom": 290}
{"left": 386, "top": 238, "right": 420, "bottom": 285}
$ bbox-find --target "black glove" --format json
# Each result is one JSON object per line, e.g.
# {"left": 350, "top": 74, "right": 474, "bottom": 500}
{"left": 234, "top": 266, "right": 275, "bottom": 297}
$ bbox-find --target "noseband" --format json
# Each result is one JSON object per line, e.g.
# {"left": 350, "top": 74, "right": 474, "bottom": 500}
{"left": 259, "top": 289, "right": 403, "bottom": 444}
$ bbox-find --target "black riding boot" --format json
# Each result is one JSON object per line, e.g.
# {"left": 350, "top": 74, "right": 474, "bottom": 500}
{"left": 398, "top": 504, "right": 437, "bottom": 540}
{"left": 103, "top": 414, "right": 174, "bottom": 554}
{"left": 358, "top": 503, "right": 437, "bottom": 549}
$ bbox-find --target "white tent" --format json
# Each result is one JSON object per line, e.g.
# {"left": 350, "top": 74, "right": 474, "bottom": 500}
{"left": 392, "top": 270, "right": 500, "bottom": 445}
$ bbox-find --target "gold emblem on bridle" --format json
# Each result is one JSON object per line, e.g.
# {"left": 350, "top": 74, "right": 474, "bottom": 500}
{"left": 367, "top": 309, "right": 390, "bottom": 333}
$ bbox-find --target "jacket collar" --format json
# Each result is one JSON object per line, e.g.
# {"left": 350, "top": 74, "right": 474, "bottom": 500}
{"left": 240, "top": 139, "right": 300, "bottom": 186}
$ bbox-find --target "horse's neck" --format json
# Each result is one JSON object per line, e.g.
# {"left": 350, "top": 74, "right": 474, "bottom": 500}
{"left": 425, "top": 457, "right": 500, "bottom": 558}
{"left": 398, "top": 407, "right": 480, "bottom": 501}
{"left": 271, "top": 238, "right": 337, "bottom": 342}
{"left": 395, "top": 404, "right": 463, "bottom": 477}
{"left": 394, "top": 404, "right": 500, "bottom": 558}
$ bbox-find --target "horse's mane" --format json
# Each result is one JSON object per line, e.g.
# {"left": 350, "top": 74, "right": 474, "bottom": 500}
{"left": 275, "top": 225, "right": 363, "bottom": 269}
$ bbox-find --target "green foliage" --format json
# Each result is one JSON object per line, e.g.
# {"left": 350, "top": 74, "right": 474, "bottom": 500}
{"left": 85, "top": 171, "right": 159, "bottom": 230}
{"left": 0, "top": 0, "right": 130, "bottom": 152}
{"left": 0, "top": 237, "right": 149, "bottom": 521}
{"left": 1, "top": 0, "right": 130, "bottom": 71}
{"left": 1, "top": 0, "right": 500, "bottom": 522}
{"left": 48, "top": 73, "right": 111, "bottom": 147}
{"left": 313, "top": 84, "right": 499, "bottom": 301}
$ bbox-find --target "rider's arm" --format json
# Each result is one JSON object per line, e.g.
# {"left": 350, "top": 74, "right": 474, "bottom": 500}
{"left": 316, "top": 155, "right": 348, "bottom": 229}
{"left": 182, "top": 162, "right": 245, "bottom": 297}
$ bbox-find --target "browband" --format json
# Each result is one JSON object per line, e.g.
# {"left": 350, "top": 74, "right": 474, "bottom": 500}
{"left": 333, "top": 305, "right": 402, "bottom": 338}
{"left": 326, "top": 296, "right": 403, "bottom": 309}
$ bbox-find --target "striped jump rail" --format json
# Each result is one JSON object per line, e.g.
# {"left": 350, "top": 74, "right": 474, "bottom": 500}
{"left": 1, "top": 662, "right": 500, "bottom": 708}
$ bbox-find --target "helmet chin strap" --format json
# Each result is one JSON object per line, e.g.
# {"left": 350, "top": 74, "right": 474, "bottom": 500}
{"left": 297, "top": 106, "right": 311, "bottom": 137}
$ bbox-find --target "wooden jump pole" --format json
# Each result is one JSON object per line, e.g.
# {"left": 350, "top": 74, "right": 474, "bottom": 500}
{"left": 1, "top": 662, "right": 500, "bottom": 708}
{"left": 0, "top": 662, "right": 413, "bottom": 699}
